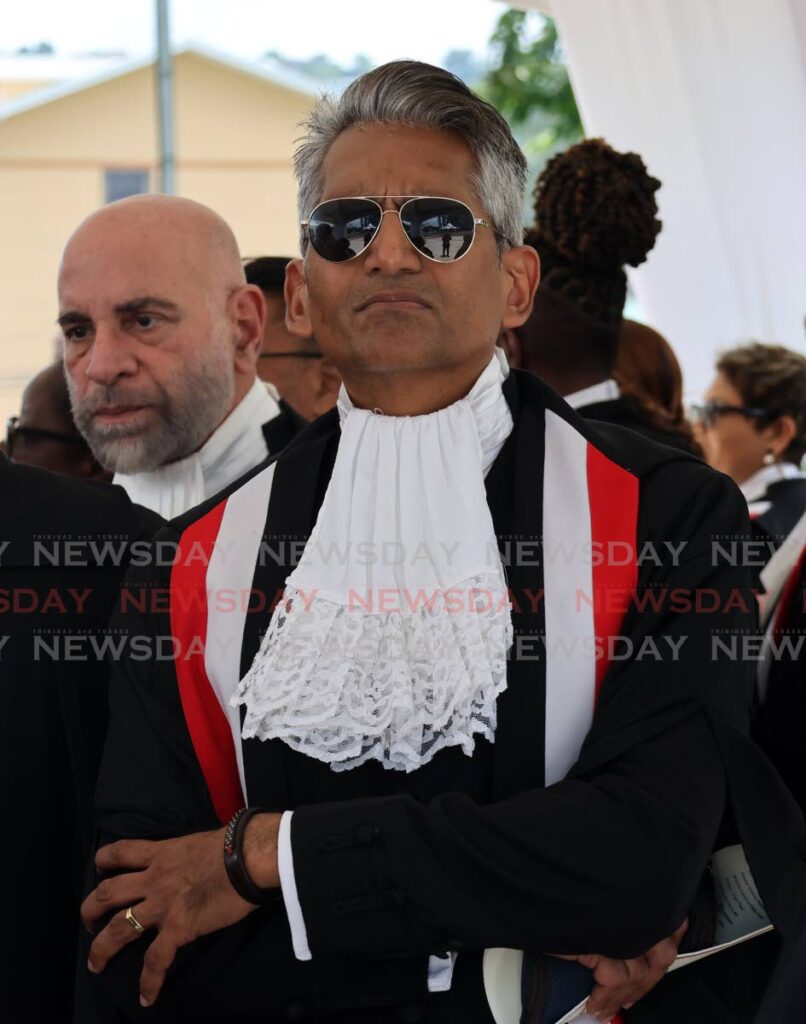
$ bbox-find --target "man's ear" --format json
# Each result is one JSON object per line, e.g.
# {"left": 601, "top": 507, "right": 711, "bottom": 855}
{"left": 501, "top": 245, "right": 540, "bottom": 330}
{"left": 285, "top": 259, "right": 313, "bottom": 339}
{"left": 230, "top": 284, "right": 266, "bottom": 369}
{"left": 498, "top": 327, "right": 524, "bottom": 369}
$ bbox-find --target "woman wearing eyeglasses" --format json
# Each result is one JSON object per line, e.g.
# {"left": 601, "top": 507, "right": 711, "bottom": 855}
{"left": 691, "top": 342, "right": 806, "bottom": 552}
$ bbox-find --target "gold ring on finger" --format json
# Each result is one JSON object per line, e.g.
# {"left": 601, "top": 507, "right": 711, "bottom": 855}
{"left": 124, "top": 905, "right": 145, "bottom": 934}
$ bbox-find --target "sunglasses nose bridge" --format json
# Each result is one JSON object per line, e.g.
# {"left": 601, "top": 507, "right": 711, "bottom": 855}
{"left": 364, "top": 206, "right": 422, "bottom": 266}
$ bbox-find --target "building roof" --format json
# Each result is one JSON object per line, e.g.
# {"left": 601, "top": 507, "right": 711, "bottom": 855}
{"left": 0, "top": 52, "right": 129, "bottom": 81}
{"left": 0, "top": 43, "right": 322, "bottom": 123}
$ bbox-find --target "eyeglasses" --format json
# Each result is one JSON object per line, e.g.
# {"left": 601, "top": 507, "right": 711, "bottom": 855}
{"left": 302, "top": 196, "right": 496, "bottom": 264}
{"left": 258, "top": 351, "right": 324, "bottom": 360}
{"left": 688, "top": 401, "right": 769, "bottom": 429}
{"left": 5, "top": 416, "right": 89, "bottom": 457}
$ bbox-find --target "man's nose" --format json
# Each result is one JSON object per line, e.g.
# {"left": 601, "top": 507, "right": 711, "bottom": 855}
{"left": 362, "top": 210, "right": 422, "bottom": 275}
{"left": 83, "top": 324, "right": 138, "bottom": 386}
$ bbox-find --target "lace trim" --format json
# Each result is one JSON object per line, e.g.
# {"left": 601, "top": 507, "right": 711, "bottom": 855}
{"left": 234, "top": 575, "right": 513, "bottom": 773}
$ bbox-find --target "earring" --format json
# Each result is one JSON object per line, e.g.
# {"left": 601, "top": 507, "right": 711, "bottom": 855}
{"left": 763, "top": 451, "right": 775, "bottom": 466}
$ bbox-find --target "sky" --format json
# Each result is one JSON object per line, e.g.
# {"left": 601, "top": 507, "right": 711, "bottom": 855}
{"left": 3, "top": 0, "right": 509, "bottom": 66}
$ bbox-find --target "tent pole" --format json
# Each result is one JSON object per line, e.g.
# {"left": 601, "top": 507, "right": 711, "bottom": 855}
{"left": 155, "top": 0, "right": 175, "bottom": 194}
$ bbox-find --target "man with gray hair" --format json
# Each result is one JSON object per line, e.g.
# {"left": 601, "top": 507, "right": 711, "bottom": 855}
{"left": 59, "top": 195, "right": 305, "bottom": 518}
{"left": 79, "top": 62, "right": 800, "bottom": 1023}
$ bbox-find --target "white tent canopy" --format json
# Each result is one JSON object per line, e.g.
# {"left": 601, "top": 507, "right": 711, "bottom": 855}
{"left": 510, "top": 0, "right": 806, "bottom": 393}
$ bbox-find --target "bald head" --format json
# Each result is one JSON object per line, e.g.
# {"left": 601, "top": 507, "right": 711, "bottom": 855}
{"left": 60, "top": 195, "right": 245, "bottom": 302}
{"left": 59, "top": 195, "right": 266, "bottom": 473}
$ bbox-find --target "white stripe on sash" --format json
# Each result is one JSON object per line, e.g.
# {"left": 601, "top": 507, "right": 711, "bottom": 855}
{"left": 542, "top": 410, "right": 596, "bottom": 786}
{"left": 204, "top": 463, "right": 277, "bottom": 801}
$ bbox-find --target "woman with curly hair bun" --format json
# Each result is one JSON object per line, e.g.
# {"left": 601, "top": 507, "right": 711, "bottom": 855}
{"left": 692, "top": 342, "right": 806, "bottom": 552}
{"left": 502, "top": 137, "right": 698, "bottom": 453}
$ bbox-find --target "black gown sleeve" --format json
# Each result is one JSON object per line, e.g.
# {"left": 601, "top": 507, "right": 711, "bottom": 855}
{"left": 84, "top": 533, "right": 433, "bottom": 1022}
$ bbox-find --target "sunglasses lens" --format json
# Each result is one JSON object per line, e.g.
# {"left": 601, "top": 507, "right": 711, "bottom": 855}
{"left": 307, "top": 199, "right": 381, "bottom": 262}
{"left": 401, "top": 198, "right": 476, "bottom": 262}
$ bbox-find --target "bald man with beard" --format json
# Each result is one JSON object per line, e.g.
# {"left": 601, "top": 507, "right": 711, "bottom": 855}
{"left": 59, "top": 196, "right": 306, "bottom": 519}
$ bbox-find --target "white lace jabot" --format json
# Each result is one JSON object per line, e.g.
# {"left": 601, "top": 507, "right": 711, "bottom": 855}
{"left": 234, "top": 349, "right": 514, "bottom": 772}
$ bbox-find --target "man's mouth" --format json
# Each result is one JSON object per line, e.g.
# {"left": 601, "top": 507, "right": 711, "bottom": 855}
{"left": 357, "top": 291, "right": 432, "bottom": 312}
{"left": 92, "top": 405, "right": 149, "bottom": 424}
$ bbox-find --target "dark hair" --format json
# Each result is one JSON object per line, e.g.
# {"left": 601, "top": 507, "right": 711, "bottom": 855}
{"left": 518, "top": 272, "right": 621, "bottom": 380}
{"left": 614, "top": 320, "right": 698, "bottom": 451}
{"left": 717, "top": 342, "right": 806, "bottom": 464}
{"left": 243, "top": 256, "right": 292, "bottom": 296}
{"left": 529, "top": 138, "right": 661, "bottom": 328}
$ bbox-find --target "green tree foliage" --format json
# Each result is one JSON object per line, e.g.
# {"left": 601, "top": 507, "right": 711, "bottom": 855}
{"left": 482, "top": 10, "right": 583, "bottom": 151}
{"left": 442, "top": 49, "right": 486, "bottom": 87}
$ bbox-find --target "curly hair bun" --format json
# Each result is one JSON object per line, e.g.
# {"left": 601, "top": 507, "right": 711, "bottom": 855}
{"left": 533, "top": 138, "right": 662, "bottom": 272}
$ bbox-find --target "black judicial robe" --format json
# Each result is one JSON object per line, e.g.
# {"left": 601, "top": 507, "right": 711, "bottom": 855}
{"left": 753, "top": 546, "right": 806, "bottom": 815}
{"left": 262, "top": 397, "right": 310, "bottom": 449}
{"left": 0, "top": 456, "right": 162, "bottom": 1022}
{"left": 749, "top": 477, "right": 806, "bottom": 552}
{"left": 83, "top": 371, "right": 806, "bottom": 1023}
{"left": 750, "top": 542, "right": 806, "bottom": 1021}
{"left": 577, "top": 395, "right": 699, "bottom": 455}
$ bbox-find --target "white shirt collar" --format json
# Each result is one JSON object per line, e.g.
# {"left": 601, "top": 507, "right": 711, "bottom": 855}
{"left": 114, "top": 379, "right": 282, "bottom": 519}
{"left": 740, "top": 462, "right": 804, "bottom": 504}
{"left": 336, "top": 347, "right": 512, "bottom": 477}
{"left": 564, "top": 378, "right": 621, "bottom": 410}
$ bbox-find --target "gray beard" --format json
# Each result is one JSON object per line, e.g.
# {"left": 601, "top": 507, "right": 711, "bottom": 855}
{"left": 70, "top": 346, "right": 236, "bottom": 474}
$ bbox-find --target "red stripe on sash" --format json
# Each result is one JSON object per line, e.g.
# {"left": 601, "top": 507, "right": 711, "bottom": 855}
{"left": 586, "top": 444, "right": 639, "bottom": 697}
{"left": 587, "top": 445, "right": 637, "bottom": 1024}
{"left": 170, "top": 501, "right": 244, "bottom": 823}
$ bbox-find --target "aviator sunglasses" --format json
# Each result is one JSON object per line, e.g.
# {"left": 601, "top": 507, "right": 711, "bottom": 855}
{"left": 302, "top": 196, "right": 497, "bottom": 264}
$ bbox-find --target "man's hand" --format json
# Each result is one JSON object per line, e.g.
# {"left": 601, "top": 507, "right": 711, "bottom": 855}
{"left": 553, "top": 919, "right": 687, "bottom": 1022}
{"left": 80, "top": 814, "right": 282, "bottom": 1007}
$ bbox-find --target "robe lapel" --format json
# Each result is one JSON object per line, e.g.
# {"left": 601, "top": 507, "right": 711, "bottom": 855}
{"left": 239, "top": 414, "right": 339, "bottom": 808}
{"left": 489, "top": 374, "right": 548, "bottom": 799}
{"left": 261, "top": 400, "right": 309, "bottom": 454}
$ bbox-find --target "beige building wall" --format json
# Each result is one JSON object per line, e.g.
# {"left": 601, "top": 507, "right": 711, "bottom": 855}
{"left": 0, "top": 50, "right": 312, "bottom": 427}
{"left": 0, "top": 80, "right": 54, "bottom": 102}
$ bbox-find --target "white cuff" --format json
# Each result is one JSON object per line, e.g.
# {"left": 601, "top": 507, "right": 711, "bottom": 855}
{"left": 427, "top": 952, "right": 457, "bottom": 993}
{"left": 277, "top": 810, "right": 312, "bottom": 961}
{"left": 278, "top": 812, "right": 455, "bottom": 985}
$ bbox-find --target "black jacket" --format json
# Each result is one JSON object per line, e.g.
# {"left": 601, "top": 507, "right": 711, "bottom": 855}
{"left": 261, "top": 398, "right": 309, "bottom": 453}
{"left": 81, "top": 372, "right": 806, "bottom": 1023}
{"left": 0, "top": 456, "right": 163, "bottom": 1022}
{"left": 577, "top": 395, "right": 699, "bottom": 455}
{"left": 750, "top": 477, "right": 806, "bottom": 552}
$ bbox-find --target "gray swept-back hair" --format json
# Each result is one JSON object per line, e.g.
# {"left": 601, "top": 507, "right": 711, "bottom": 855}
{"left": 294, "top": 60, "right": 527, "bottom": 256}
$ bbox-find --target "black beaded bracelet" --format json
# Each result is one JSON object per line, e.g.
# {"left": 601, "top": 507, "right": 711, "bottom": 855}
{"left": 223, "top": 807, "right": 280, "bottom": 905}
